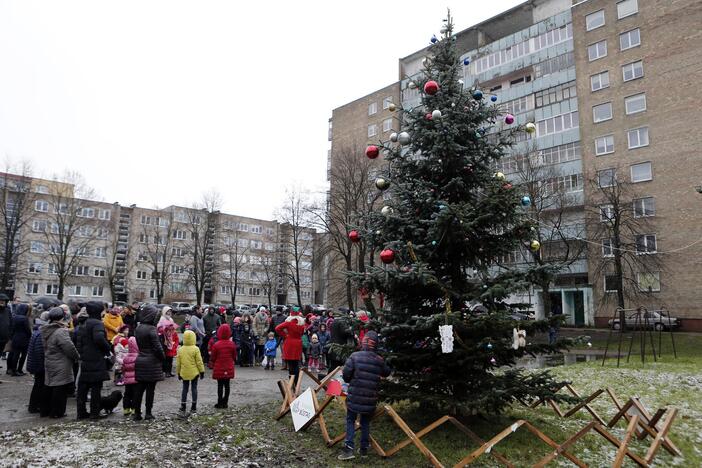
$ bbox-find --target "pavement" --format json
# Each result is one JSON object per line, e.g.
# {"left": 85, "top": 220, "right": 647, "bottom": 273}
{"left": 0, "top": 361, "right": 317, "bottom": 431}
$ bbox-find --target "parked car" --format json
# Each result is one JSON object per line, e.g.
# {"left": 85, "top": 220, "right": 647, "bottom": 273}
{"left": 170, "top": 302, "right": 192, "bottom": 315}
{"left": 608, "top": 310, "right": 681, "bottom": 330}
{"left": 310, "top": 304, "right": 327, "bottom": 313}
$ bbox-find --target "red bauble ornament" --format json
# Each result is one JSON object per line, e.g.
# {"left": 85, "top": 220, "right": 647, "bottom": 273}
{"left": 423, "top": 80, "right": 439, "bottom": 95}
{"left": 503, "top": 183, "right": 513, "bottom": 190}
{"left": 365, "top": 145, "right": 380, "bottom": 159}
{"left": 348, "top": 230, "right": 360, "bottom": 243}
{"left": 425, "top": 113, "right": 433, "bottom": 120}
{"left": 380, "top": 249, "right": 395, "bottom": 264}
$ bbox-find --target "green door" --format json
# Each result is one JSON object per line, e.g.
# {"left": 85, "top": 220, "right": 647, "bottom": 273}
{"left": 573, "top": 291, "right": 585, "bottom": 326}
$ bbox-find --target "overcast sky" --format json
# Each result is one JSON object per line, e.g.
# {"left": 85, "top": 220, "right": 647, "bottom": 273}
{"left": 0, "top": 0, "right": 524, "bottom": 219}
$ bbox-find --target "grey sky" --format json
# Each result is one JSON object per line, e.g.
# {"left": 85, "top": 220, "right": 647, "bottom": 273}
{"left": 0, "top": 0, "right": 524, "bottom": 219}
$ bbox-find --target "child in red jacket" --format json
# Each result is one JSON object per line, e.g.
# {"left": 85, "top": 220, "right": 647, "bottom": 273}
{"left": 209, "top": 324, "right": 237, "bottom": 409}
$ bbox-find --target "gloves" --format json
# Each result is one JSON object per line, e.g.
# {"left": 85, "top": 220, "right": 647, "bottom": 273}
{"left": 200, "top": 373, "right": 205, "bottom": 380}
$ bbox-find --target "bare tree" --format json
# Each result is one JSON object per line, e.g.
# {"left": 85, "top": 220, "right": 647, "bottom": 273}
{"left": 504, "top": 146, "right": 586, "bottom": 319}
{"left": 0, "top": 161, "right": 35, "bottom": 294}
{"left": 140, "top": 210, "right": 177, "bottom": 304}
{"left": 183, "top": 191, "right": 221, "bottom": 306}
{"left": 307, "top": 144, "right": 381, "bottom": 310}
{"left": 585, "top": 168, "right": 664, "bottom": 328}
{"left": 219, "top": 224, "right": 249, "bottom": 307}
{"left": 42, "top": 172, "right": 101, "bottom": 300}
{"left": 258, "top": 243, "right": 278, "bottom": 307}
{"left": 276, "top": 188, "right": 315, "bottom": 307}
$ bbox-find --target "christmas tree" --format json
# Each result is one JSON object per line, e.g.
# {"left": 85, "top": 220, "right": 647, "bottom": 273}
{"left": 354, "top": 13, "right": 569, "bottom": 415}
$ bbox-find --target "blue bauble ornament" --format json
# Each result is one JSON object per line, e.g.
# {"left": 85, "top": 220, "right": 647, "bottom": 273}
{"left": 490, "top": 95, "right": 498, "bottom": 102}
{"left": 472, "top": 90, "right": 483, "bottom": 100}
{"left": 463, "top": 58, "right": 470, "bottom": 66}
{"left": 521, "top": 196, "right": 532, "bottom": 207}
{"left": 487, "top": 343, "right": 493, "bottom": 350}
{"left": 432, "top": 240, "right": 437, "bottom": 246}
{"left": 431, "top": 35, "right": 438, "bottom": 44}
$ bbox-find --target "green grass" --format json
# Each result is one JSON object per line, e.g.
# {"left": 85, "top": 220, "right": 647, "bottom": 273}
{"left": 283, "top": 337, "right": 702, "bottom": 467}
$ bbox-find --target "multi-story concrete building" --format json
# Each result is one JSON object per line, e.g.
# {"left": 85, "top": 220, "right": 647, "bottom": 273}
{"left": 4, "top": 174, "right": 322, "bottom": 307}
{"left": 327, "top": 0, "right": 702, "bottom": 330}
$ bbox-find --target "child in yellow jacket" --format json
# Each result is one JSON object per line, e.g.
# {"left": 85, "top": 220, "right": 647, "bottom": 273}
{"left": 176, "top": 330, "right": 204, "bottom": 416}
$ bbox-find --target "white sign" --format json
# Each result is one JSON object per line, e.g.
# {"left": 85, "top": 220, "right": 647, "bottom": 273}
{"left": 290, "top": 387, "right": 316, "bottom": 432}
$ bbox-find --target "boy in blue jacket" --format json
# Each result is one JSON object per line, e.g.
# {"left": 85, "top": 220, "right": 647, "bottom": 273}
{"left": 263, "top": 332, "right": 277, "bottom": 370}
{"left": 338, "top": 331, "right": 391, "bottom": 461}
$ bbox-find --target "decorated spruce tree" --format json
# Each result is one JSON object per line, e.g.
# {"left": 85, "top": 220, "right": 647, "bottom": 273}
{"left": 353, "top": 14, "right": 568, "bottom": 415}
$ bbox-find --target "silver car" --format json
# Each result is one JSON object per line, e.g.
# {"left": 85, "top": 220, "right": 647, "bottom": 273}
{"left": 608, "top": 310, "right": 680, "bottom": 331}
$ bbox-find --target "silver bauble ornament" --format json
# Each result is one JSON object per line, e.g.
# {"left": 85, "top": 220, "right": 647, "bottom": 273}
{"left": 389, "top": 132, "right": 398, "bottom": 142}
{"left": 408, "top": 81, "right": 417, "bottom": 89}
{"left": 388, "top": 103, "right": 396, "bottom": 112}
{"left": 375, "top": 178, "right": 390, "bottom": 191}
{"left": 398, "top": 132, "right": 411, "bottom": 145}
{"left": 431, "top": 109, "right": 442, "bottom": 119}
{"left": 381, "top": 205, "right": 394, "bottom": 216}
{"left": 525, "top": 122, "right": 536, "bottom": 134}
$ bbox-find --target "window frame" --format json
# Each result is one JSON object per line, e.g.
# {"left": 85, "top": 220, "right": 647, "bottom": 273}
{"left": 382, "top": 118, "right": 393, "bottom": 133}
{"left": 624, "top": 93, "right": 647, "bottom": 115}
{"left": 593, "top": 102, "right": 613, "bottom": 123}
{"left": 619, "top": 28, "right": 641, "bottom": 51}
{"left": 587, "top": 40, "right": 608, "bottom": 61}
{"left": 590, "top": 71, "right": 610, "bottom": 92}
{"left": 627, "top": 127, "right": 650, "bottom": 149}
{"left": 604, "top": 275, "right": 620, "bottom": 293}
{"left": 367, "top": 124, "right": 377, "bottom": 138}
{"left": 595, "top": 134, "right": 615, "bottom": 156}
{"left": 630, "top": 161, "right": 652, "bottom": 183}
{"left": 600, "top": 204, "right": 615, "bottom": 222}
{"left": 35, "top": 200, "right": 49, "bottom": 212}
{"left": 635, "top": 234, "right": 657, "bottom": 254}
{"left": 637, "top": 271, "right": 661, "bottom": 292}
{"left": 622, "top": 60, "right": 644, "bottom": 82}
{"left": 633, "top": 197, "right": 655, "bottom": 218}
{"left": 382, "top": 97, "right": 393, "bottom": 109}
{"left": 368, "top": 102, "right": 377, "bottom": 116}
{"left": 598, "top": 168, "right": 616, "bottom": 187}
{"left": 586, "top": 10, "right": 606, "bottom": 31}
{"left": 617, "top": 0, "right": 639, "bottom": 20}
{"left": 602, "top": 238, "right": 615, "bottom": 257}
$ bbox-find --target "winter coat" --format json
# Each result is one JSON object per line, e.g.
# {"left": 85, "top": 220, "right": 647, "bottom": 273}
{"left": 252, "top": 312, "right": 269, "bottom": 345}
{"left": 176, "top": 330, "right": 204, "bottom": 381}
{"left": 114, "top": 342, "right": 128, "bottom": 371}
{"left": 240, "top": 324, "right": 254, "bottom": 347}
{"left": 10, "top": 303, "right": 32, "bottom": 350}
{"left": 342, "top": 348, "right": 391, "bottom": 414}
{"left": 26, "top": 328, "right": 45, "bottom": 375}
{"left": 317, "top": 330, "right": 331, "bottom": 352}
{"left": 188, "top": 315, "right": 206, "bottom": 342}
{"left": 271, "top": 312, "right": 286, "bottom": 334}
{"left": 231, "top": 323, "right": 243, "bottom": 345}
{"left": 41, "top": 323, "right": 80, "bottom": 387}
{"left": 330, "top": 316, "right": 354, "bottom": 360}
{"left": 202, "top": 312, "right": 221, "bottom": 336}
{"left": 165, "top": 330, "right": 179, "bottom": 358}
{"left": 122, "top": 311, "right": 136, "bottom": 336}
{"left": 135, "top": 307, "right": 165, "bottom": 383}
{"left": 275, "top": 317, "right": 305, "bottom": 361}
{"left": 122, "top": 337, "right": 139, "bottom": 385}
{"left": 209, "top": 324, "right": 236, "bottom": 380}
{"left": 157, "top": 316, "right": 178, "bottom": 356}
{"left": 0, "top": 304, "right": 10, "bottom": 343}
{"left": 308, "top": 342, "right": 322, "bottom": 359}
{"left": 103, "top": 313, "right": 124, "bottom": 343}
{"left": 264, "top": 338, "right": 277, "bottom": 357}
{"left": 75, "top": 317, "right": 112, "bottom": 383}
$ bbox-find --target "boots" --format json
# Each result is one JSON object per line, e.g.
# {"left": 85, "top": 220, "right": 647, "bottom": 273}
{"left": 190, "top": 402, "right": 197, "bottom": 414}
{"left": 179, "top": 403, "right": 188, "bottom": 418}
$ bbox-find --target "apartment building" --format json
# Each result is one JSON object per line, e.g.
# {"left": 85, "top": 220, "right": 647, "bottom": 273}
{"left": 4, "top": 175, "right": 321, "bottom": 307}
{"left": 326, "top": 0, "right": 702, "bottom": 329}
{"left": 572, "top": 0, "right": 702, "bottom": 330}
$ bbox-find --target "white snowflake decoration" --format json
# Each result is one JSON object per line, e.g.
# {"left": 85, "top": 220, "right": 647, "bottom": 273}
{"left": 439, "top": 324, "right": 454, "bottom": 353}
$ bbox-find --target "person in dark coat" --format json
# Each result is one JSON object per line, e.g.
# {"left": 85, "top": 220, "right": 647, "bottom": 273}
{"left": 27, "top": 311, "right": 51, "bottom": 415}
{"left": 7, "top": 303, "right": 32, "bottom": 376}
{"left": 75, "top": 301, "right": 111, "bottom": 420}
{"left": 122, "top": 305, "right": 137, "bottom": 337}
{"left": 0, "top": 293, "right": 10, "bottom": 370}
{"left": 328, "top": 312, "right": 354, "bottom": 371}
{"left": 201, "top": 307, "right": 221, "bottom": 364}
{"left": 41, "top": 307, "right": 80, "bottom": 418}
{"left": 338, "top": 331, "right": 391, "bottom": 461}
{"left": 133, "top": 304, "right": 165, "bottom": 421}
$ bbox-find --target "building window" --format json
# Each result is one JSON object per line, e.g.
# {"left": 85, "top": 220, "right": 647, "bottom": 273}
{"left": 46, "top": 284, "right": 59, "bottom": 295}
{"left": 149, "top": 289, "right": 156, "bottom": 299}
{"left": 35, "top": 200, "right": 49, "bottom": 212}
{"left": 638, "top": 272, "right": 660, "bottom": 292}
{"left": 602, "top": 239, "right": 614, "bottom": 257}
{"left": 534, "top": 81, "right": 576, "bottom": 108}
{"left": 26, "top": 283, "right": 39, "bottom": 294}
{"left": 248, "top": 287, "right": 261, "bottom": 296}
{"left": 220, "top": 285, "right": 231, "bottom": 294}
{"left": 633, "top": 197, "right": 655, "bottom": 218}
{"left": 73, "top": 265, "right": 89, "bottom": 276}
{"left": 598, "top": 168, "right": 616, "bottom": 187}
{"left": 635, "top": 234, "right": 657, "bottom": 254}
{"left": 136, "top": 270, "right": 148, "bottom": 280}
{"left": 587, "top": 40, "right": 607, "bottom": 61}
{"left": 619, "top": 28, "right": 641, "bottom": 51}
{"left": 237, "top": 223, "right": 249, "bottom": 232}
{"left": 590, "top": 71, "right": 609, "bottom": 92}
{"left": 382, "top": 118, "right": 393, "bottom": 133}
{"left": 78, "top": 208, "right": 94, "bottom": 218}
{"left": 237, "top": 238, "right": 249, "bottom": 248}
{"left": 535, "top": 111, "right": 579, "bottom": 137}
{"left": 617, "top": 0, "right": 638, "bottom": 19}
{"left": 595, "top": 135, "right": 615, "bottom": 155}
{"left": 627, "top": 127, "right": 649, "bottom": 149}
{"left": 93, "top": 268, "right": 106, "bottom": 277}
{"left": 586, "top": 10, "right": 605, "bottom": 31}
{"left": 95, "top": 247, "right": 107, "bottom": 258}
{"left": 32, "top": 220, "right": 47, "bottom": 232}
{"left": 503, "top": 95, "right": 531, "bottom": 115}
{"left": 69, "top": 286, "right": 83, "bottom": 296}
{"left": 593, "top": 102, "right": 612, "bottom": 123}
{"left": 172, "top": 247, "right": 184, "bottom": 258}
{"left": 48, "top": 264, "right": 57, "bottom": 275}
{"left": 533, "top": 52, "right": 574, "bottom": 78}
{"left": 622, "top": 60, "right": 644, "bottom": 82}
{"left": 625, "top": 93, "right": 646, "bottom": 115}
{"left": 92, "top": 286, "right": 104, "bottom": 297}
{"left": 140, "top": 215, "right": 152, "bottom": 225}
{"left": 251, "top": 225, "right": 262, "bottom": 234}
{"left": 382, "top": 97, "right": 393, "bottom": 109}
{"left": 600, "top": 205, "right": 615, "bottom": 222}
{"left": 631, "top": 162, "right": 652, "bottom": 182}
{"left": 367, "top": 124, "right": 377, "bottom": 138}
{"left": 98, "top": 209, "right": 111, "bottom": 220}
{"left": 28, "top": 263, "right": 42, "bottom": 274}
{"left": 368, "top": 102, "right": 377, "bottom": 115}
{"left": 35, "top": 185, "right": 49, "bottom": 194}
{"left": 604, "top": 275, "right": 620, "bottom": 292}
{"left": 173, "top": 230, "right": 187, "bottom": 240}
{"left": 30, "top": 241, "right": 44, "bottom": 253}
{"left": 544, "top": 174, "right": 583, "bottom": 194}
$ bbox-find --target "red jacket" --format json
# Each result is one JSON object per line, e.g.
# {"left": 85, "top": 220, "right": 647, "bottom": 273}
{"left": 210, "top": 324, "right": 237, "bottom": 380}
{"left": 275, "top": 317, "right": 305, "bottom": 361}
{"left": 166, "top": 330, "right": 179, "bottom": 358}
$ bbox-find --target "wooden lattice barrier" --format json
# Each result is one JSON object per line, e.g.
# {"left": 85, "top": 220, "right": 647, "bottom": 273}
{"left": 276, "top": 375, "right": 681, "bottom": 467}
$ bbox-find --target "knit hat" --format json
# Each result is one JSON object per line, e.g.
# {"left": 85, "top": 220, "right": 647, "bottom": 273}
{"left": 362, "top": 331, "right": 379, "bottom": 351}
{"left": 83, "top": 301, "right": 104, "bottom": 319}
{"left": 39, "top": 311, "right": 51, "bottom": 322}
{"left": 233, "top": 317, "right": 241, "bottom": 324}
{"left": 48, "top": 307, "right": 67, "bottom": 323}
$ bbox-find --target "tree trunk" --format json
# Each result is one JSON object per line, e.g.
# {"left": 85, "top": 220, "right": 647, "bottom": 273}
{"left": 57, "top": 281, "right": 65, "bottom": 301}
{"left": 539, "top": 285, "right": 552, "bottom": 321}
{"left": 344, "top": 254, "right": 354, "bottom": 311}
